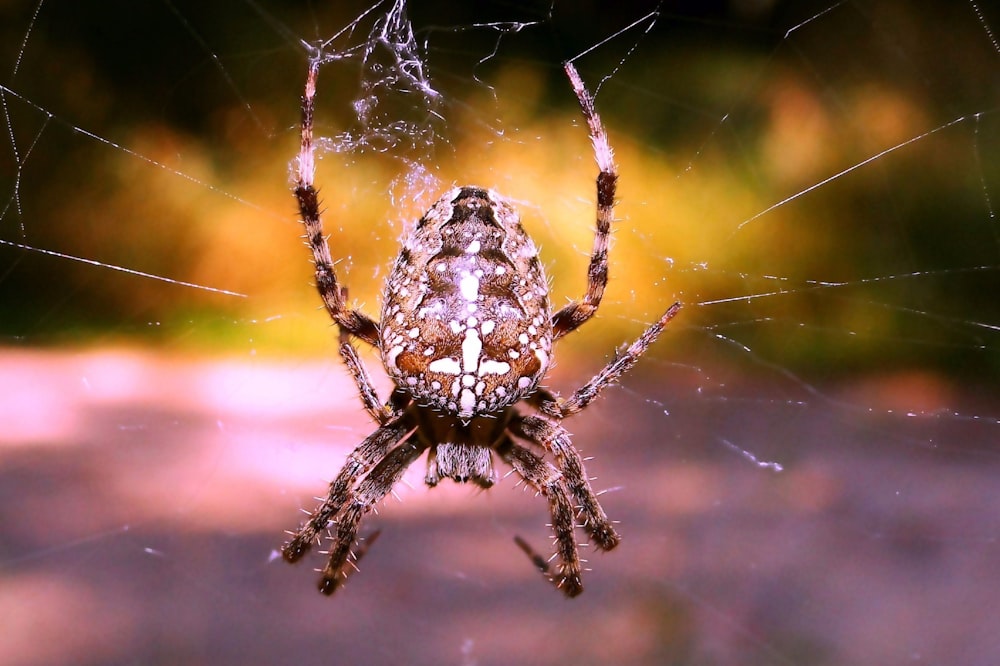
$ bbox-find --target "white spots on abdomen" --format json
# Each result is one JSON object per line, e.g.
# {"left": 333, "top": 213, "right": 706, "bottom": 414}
{"left": 459, "top": 272, "right": 480, "bottom": 302}
{"left": 462, "top": 328, "right": 482, "bottom": 372}
{"left": 387, "top": 345, "right": 404, "bottom": 368}
{"left": 428, "top": 357, "right": 461, "bottom": 375}
{"left": 478, "top": 359, "right": 511, "bottom": 375}
{"left": 460, "top": 388, "right": 476, "bottom": 415}
{"left": 534, "top": 348, "right": 548, "bottom": 368}
{"left": 421, "top": 318, "right": 532, "bottom": 418}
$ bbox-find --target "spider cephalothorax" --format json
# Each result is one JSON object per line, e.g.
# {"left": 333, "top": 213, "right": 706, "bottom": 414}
{"left": 281, "top": 56, "right": 680, "bottom": 597}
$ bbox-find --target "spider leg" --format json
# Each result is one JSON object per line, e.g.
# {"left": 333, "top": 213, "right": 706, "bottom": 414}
{"left": 513, "top": 534, "right": 553, "bottom": 577}
{"left": 338, "top": 324, "right": 402, "bottom": 425}
{"left": 510, "top": 415, "right": 619, "bottom": 551}
{"left": 282, "top": 419, "right": 411, "bottom": 564}
{"left": 295, "top": 60, "right": 380, "bottom": 346}
{"left": 552, "top": 62, "right": 618, "bottom": 341}
{"left": 317, "top": 437, "right": 428, "bottom": 595}
{"left": 499, "top": 437, "right": 584, "bottom": 597}
{"left": 532, "top": 301, "right": 682, "bottom": 419}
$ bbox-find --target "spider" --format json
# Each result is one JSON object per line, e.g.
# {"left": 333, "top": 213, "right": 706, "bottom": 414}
{"left": 281, "top": 56, "right": 681, "bottom": 597}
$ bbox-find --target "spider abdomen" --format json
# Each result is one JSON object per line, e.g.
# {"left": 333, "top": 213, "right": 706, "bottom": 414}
{"left": 380, "top": 186, "right": 553, "bottom": 420}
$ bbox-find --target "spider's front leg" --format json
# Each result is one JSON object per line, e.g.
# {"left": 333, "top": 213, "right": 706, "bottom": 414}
{"left": 295, "top": 60, "right": 380, "bottom": 347}
{"left": 552, "top": 62, "right": 618, "bottom": 341}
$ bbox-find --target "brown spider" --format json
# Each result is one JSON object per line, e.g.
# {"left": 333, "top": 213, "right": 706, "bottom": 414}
{"left": 281, "top": 57, "right": 681, "bottom": 597}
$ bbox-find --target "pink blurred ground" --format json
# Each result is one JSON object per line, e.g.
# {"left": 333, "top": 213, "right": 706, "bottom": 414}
{"left": 1, "top": 349, "right": 998, "bottom": 665}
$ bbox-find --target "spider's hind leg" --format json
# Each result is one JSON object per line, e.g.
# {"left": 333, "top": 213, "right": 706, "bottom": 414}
{"left": 282, "top": 420, "right": 410, "bottom": 564}
{"left": 316, "top": 437, "right": 427, "bottom": 595}
{"left": 499, "top": 438, "right": 584, "bottom": 597}
{"left": 510, "top": 415, "right": 620, "bottom": 552}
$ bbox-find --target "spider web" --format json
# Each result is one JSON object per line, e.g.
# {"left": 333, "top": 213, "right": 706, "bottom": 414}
{"left": 2, "top": 1, "right": 999, "bottom": 664}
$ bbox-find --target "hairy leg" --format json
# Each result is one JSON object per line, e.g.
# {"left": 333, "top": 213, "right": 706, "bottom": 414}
{"left": 338, "top": 326, "right": 401, "bottom": 425}
{"left": 510, "top": 415, "right": 619, "bottom": 551}
{"left": 316, "top": 437, "right": 427, "bottom": 594}
{"left": 533, "top": 302, "right": 681, "bottom": 419}
{"left": 552, "top": 62, "right": 619, "bottom": 341}
{"left": 295, "top": 60, "right": 380, "bottom": 346}
{"left": 499, "top": 437, "right": 584, "bottom": 597}
{"left": 282, "top": 420, "right": 411, "bottom": 563}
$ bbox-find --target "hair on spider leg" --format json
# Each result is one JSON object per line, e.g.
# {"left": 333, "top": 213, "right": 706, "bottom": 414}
{"left": 347, "top": 530, "right": 382, "bottom": 570}
{"left": 314, "top": 529, "right": 384, "bottom": 595}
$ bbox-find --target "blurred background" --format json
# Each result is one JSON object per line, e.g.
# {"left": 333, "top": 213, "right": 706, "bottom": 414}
{"left": 1, "top": 1, "right": 999, "bottom": 664}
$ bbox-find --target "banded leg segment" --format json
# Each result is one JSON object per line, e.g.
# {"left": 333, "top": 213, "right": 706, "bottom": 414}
{"left": 500, "top": 437, "right": 584, "bottom": 597}
{"left": 552, "top": 62, "right": 619, "bottom": 341}
{"left": 511, "top": 416, "right": 619, "bottom": 551}
{"left": 295, "top": 60, "right": 380, "bottom": 346}
{"left": 316, "top": 437, "right": 428, "bottom": 595}
{"left": 534, "top": 302, "right": 682, "bottom": 419}
{"left": 282, "top": 420, "right": 411, "bottom": 563}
